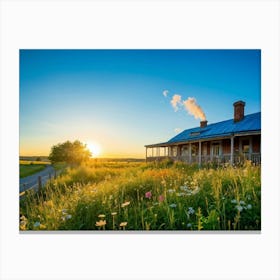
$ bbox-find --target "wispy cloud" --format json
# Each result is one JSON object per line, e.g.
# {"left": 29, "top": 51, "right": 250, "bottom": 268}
{"left": 183, "top": 97, "right": 206, "bottom": 121}
{"left": 170, "top": 94, "right": 182, "bottom": 112}
{"left": 162, "top": 90, "right": 169, "bottom": 97}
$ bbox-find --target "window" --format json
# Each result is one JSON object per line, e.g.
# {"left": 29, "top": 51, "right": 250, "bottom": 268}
{"left": 181, "top": 145, "right": 189, "bottom": 156}
{"left": 212, "top": 143, "right": 220, "bottom": 156}
{"left": 202, "top": 143, "right": 208, "bottom": 155}
{"left": 242, "top": 140, "right": 250, "bottom": 153}
{"left": 172, "top": 146, "right": 177, "bottom": 157}
{"left": 191, "top": 144, "right": 198, "bottom": 156}
{"left": 243, "top": 145, "right": 250, "bottom": 153}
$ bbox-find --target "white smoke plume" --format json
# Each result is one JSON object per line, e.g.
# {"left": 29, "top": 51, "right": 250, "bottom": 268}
{"left": 170, "top": 94, "right": 182, "bottom": 112}
{"left": 163, "top": 90, "right": 169, "bottom": 97}
{"left": 183, "top": 97, "right": 206, "bottom": 121}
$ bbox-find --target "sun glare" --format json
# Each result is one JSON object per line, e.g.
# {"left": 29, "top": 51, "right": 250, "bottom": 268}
{"left": 86, "top": 142, "right": 102, "bottom": 157}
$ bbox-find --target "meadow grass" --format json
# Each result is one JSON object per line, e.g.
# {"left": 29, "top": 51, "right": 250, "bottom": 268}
{"left": 19, "top": 160, "right": 261, "bottom": 231}
{"left": 20, "top": 160, "right": 51, "bottom": 165}
{"left": 20, "top": 164, "right": 47, "bottom": 178}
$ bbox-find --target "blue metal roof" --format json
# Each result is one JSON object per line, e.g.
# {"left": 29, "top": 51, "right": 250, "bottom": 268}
{"left": 166, "top": 112, "right": 261, "bottom": 144}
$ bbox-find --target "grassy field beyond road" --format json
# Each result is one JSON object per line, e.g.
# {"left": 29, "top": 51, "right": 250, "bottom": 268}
{"left": 20, "top": 160, "right": 50, "bottom": 178}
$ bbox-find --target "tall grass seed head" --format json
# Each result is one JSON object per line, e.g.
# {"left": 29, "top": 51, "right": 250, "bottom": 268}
{"left": 121, "top": 201, "right": 130, "bottom": 207}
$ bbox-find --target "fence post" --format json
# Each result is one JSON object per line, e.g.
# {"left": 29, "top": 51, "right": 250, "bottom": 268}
{"left": 38, "top": 176, "right": 42, "bottom": 191}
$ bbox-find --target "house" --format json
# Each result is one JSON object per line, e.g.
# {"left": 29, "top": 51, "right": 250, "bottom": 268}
{"left": 145, "top": 101, "right": 261, "bottom": 165}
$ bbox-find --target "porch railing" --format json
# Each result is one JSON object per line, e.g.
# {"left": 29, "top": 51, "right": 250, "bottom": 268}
{"left": 146, "top": 153, "right": 261, "bottom": 165}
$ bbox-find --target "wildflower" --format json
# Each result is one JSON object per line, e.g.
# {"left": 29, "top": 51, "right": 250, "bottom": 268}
{"left": 246, "top": 195, "right": 252, "bottom": 201}
{"left": 121, "top": 201, "right": 130, "bottom": 207}
{"left": 39, "top": 224, "right": 47, "bottom": 230}
{"left": 145, "top": 191, "right": 152, "bottom": 199}
{"left": 20, "top": 220, "right": 27, "bottom": 226}
{"left": 176, "top": 192, "right": 185, "bottom": 197}
{"left": 191, "top": 187, "right": 200, "bottom": 195}
{"left": 95, "top": 220, "right": 106, "bottom": 227}
{"left": 169, "top": 203, "right": 177, "bottom": 208}
{"left": 231, "top": 199, "right": 237, "bottom": 204}
{"left": 44, "top": 200, "right": 54, "bottom": 207}
{"left": 187, "top": 223, "right": 192, "bottom": 228}
{"left": 34, "top": 221, "right": 40, "bottom": 227}
{"left": 236, "top": 205, "right": 243, "bottom": 212}
{"left": 180, "top": 185, "right": 189, "bottom": 192}
{"left": 61, "top": 209, "right": 68, "bottom": 214}
{"left": 247, "top": 204, "right": 252, "bottom": 210}
{"left": 20, "top": 221, "right": 27, "bottom": 230}
{"left": 111, "top": 212, "right": 117, "bottom": 216}
{"left": 98, "top": 214, "right": 106, "bottom": 218}
{"left": 188, "top": 207, "right": 195, "bottom": 215}
{"left": 120, "top": 222, "right": 127, "bottom": 227}
{"left": 239, "top": 200, "right": 246, "bottom": 205}
{"left": 167, "top": 189, "right": 175, "bottom": 193}
{"left": 65, "top": 215, "right": 72, "bottom": 220}
{"left": 158, "top": 195, "right": 165, "bottom": 202}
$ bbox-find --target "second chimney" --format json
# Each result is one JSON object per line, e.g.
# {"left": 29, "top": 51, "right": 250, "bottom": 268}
{"left": 233, "top": 101, "right": 245, "bottom": 122}
{"left": 200, "top": 120, "right": 208, "bottom": 128}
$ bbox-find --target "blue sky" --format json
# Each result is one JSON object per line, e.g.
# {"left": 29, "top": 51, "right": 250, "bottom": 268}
{"left": 20, "top": 49, "right": 261, "bottom": 157}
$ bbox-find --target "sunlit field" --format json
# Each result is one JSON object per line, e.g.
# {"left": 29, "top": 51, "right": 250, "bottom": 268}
{"left": 20, "top": 160, "right": 50, "bottom": 178}
{"left": 20, "top": 160, "right": 261, "bottom": 231}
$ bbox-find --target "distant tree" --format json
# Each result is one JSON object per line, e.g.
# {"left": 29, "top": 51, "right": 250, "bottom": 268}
{"left": 36, "top": 157, "right": 41, "bottom": 161}
{"left": 48, "top": 140, "right": 91, "bottom": 165}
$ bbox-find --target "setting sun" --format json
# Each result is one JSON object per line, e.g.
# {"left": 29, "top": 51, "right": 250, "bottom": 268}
{"left": 86, "top": 142, "right": 102, "bottom": 157}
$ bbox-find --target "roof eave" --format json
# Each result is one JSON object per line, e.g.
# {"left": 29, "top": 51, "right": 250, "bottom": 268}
{"left": 145, "top": 130, "right": 261, "bottom": 147}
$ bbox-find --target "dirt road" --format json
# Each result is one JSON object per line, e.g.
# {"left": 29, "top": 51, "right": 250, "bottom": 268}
{"left": 19, "top": 165, "right": 56, "bottom": 193}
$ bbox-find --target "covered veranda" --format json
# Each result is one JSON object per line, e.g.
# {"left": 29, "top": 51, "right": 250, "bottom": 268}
{"left": 145, "top": 133, "right": 261, "bottom": 165}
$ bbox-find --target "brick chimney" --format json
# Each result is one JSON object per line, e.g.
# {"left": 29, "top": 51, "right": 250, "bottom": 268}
{"left": 200, "top": 120, "right": 208, "bottom": 128}
{"left": 233, "top": 101, "right": 245, "bottom": 122}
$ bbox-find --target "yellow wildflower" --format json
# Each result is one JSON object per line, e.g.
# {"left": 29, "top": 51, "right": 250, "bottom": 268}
{"left": 120, "top": 222, "right": 127, "bottom": 227}
{"left": 121, "top": 201, "right": 130, "bottom": 207}
{"left": 39, "top": 224, "right": 47, "bottom": 230}
{"left": 95, "top": 220, "right": 106, "bottom": 227}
